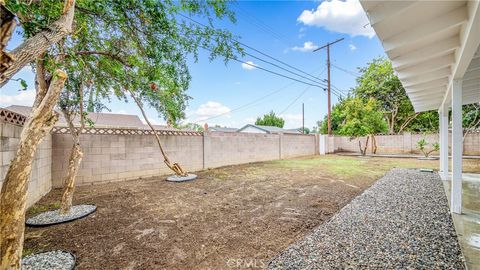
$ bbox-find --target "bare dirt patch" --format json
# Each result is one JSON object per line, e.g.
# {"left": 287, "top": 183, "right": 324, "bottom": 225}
{"left": 24, "top": 156, "right": 480, "bottom": 269}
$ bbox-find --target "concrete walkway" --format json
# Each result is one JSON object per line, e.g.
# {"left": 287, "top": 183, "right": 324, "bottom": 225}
{"left": 269, "top": 169, "right": 465, "bottom": 269}
{"left": 443, "top": 173, "right": 480, "bottom": 269}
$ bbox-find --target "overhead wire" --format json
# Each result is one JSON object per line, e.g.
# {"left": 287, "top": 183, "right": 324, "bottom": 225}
{"left": 177, "top": 13, "right": 329, "bottom": 88}
{"left": 193, "top": 67, "right": 327, "bottom": 123}
{"left": 230, "top": 3, "right": 292, "bottom": 46}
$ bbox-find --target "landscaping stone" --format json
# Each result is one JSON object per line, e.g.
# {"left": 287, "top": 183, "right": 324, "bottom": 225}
{"left": 268, "top": 169, "right": 465, "bottom": 269}
{"left": 26, "top": 204, "right": 96, "bottom": 227}
{"left": 166, "top": 173, "right": 197, "bottom": 182}
{"left": 22, "top": 250, "right": 75, "bottom": 270}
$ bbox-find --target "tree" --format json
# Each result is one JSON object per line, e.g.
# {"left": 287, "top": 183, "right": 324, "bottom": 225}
{"left": 255, "top": 111, "right": 284, "bottom": 128}
{"left": 300, "top": 127, "right": 310, "bottom": 134}
{"left": 0, "top": 1, "right": 75, "bottom": 268}
{"left": 337, "top": 98, "right": 388, "bottom": 155}
{"left": 353, "top": 57, "right": 420, "bottom": 134}
{"left": 320, "top": 96, "right": 349, "bottom": 135}
{"left": 463, "top": 103, "right": 480, "bottom": 140}
{"left": 52, "top": 0, "right": 240, "bottom": 213}
{"left": 311, "top": 120, "right": 322, "bottom": 134}
{"left": 1, "top": 0, "right": 240, "bottom": 267}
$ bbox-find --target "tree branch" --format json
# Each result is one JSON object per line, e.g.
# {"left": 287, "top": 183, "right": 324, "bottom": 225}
{"left": 0, "top": 0, "right": 76, "bottom": 88}
{"left": 75, "top": 50, "right": 131, "bottom": 67}
{"left": 398, "top": 113, "right": 419, "bottom": 133}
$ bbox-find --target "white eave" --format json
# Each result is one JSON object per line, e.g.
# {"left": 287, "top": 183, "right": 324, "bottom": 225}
{"left": 360, "top": 0, "right": 480, "bottom": 112}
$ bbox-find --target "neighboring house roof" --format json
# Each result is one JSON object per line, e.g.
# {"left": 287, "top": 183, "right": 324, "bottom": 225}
{"left": 237, "top": 124, "right": 302, "bottom": 134}
{"left": 4, "top": 105, "right": 145, "bottom": 128}
{"left": 209, "top": 127, "right": 238, "bottom": 132}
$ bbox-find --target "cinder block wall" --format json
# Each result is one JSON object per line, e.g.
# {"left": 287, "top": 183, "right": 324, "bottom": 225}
{"left": 52, "top": 131, "right": 319, "bottom": 187}
{"left": 282, "top": 134, "right": 316, "bottom": 158}
{"left": 0, "top": 122, "right": 52, "bottom": 208}
{"left": 51, "top": 133, "right": 204, "bottom": 187}
{"left": 329, "top": 132, "right": 480, "bottom": 155}
{"left": 203, "top": 132, "right": 280, "bottom": 168}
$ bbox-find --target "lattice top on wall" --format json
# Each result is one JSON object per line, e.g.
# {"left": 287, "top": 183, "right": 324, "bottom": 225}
{"left": 51, "top": 126, "right": 203, "bottom": 136}
{"left": 0, "top": 108, "right": 26, "bottom": 126}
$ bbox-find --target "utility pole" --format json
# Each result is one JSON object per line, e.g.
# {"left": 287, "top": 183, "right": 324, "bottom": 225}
{"left": 302, "top": 103, "right": 305, "bottom": 134}
{"left": 313, "top": 38, "right": 344, "bottom": 135}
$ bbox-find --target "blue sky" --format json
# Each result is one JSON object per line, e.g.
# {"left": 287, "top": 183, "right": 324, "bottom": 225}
{"left": 0, "top": 0, "right": 386, "bottom": 130}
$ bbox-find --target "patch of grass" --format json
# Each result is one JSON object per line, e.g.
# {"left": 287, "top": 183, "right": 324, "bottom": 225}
{"left": 273, "top": 156, "right": 372, "bottom": 177}
{"left": 27, "top": 201, "right": 61, "bottom": 216}
{"left": 22, "top": 247, "right": 36, "bottom": 257}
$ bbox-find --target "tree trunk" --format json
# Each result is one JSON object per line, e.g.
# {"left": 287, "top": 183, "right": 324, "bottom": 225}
{"left": 59, "top": 79, "right": 86, "bottom": 214}
{"left": 59, "top": 142, "right": 83, "bottom": 214}
{"left": 59, "top": 110, "right": 84, "bottom": 214}
{"left": 371, "top": 135, "right": 377, "bottom": 154}
{"left": 0, "top": 0, "right": 75, "bottom": 87}
{"left": 358, "top": 136, "right": 370, "bottom": 156}
{"left": 128, "top": 90, "right": 188, "bottom": 176}
{"left": 0, "top": 69, "right": 66, "bottom": 270}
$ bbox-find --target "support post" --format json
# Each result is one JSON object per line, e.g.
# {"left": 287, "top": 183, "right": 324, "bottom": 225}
{"left": 451, "top": 79, "right": 463, "bottom": 214}
{"left": 439, "top": 102, "right": 449, "bottom": 180}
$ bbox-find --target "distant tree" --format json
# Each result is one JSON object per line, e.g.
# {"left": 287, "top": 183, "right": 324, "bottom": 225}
{"left": 255, "top": 111, "right": 284, "bottom": 128}
{"left": 337, "top": 98, "right": 388, "bottom": 155}
{"left": 181, "top": 123, "right": 204, "bottom": 132}
{"left": 311, "top": 120, "right": 322, "bottom": 133}
{"left": 300, "top": 127, "right": 310, "bottom": 134}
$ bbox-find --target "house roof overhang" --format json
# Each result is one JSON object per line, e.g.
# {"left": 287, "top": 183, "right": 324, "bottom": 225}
{"left": 360, "top": 0, "right": 480, "bottom": 112}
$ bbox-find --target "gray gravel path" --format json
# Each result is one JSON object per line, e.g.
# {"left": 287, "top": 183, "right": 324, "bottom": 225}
{"left": 268, "top": 169, "right": 464, "bottom": 269}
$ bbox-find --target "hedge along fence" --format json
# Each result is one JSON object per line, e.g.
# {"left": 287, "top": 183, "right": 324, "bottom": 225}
{"left": 325, "top": 132, "right": 480, "bottom": 156}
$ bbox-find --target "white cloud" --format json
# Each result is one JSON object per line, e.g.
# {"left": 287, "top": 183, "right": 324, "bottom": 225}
{"left": 0, "top": 89, "right": 36, "bottom": 107}
{"left": 297, "top": 0, "right": 375, "bottom": 38}
{"left": 241, "top": 61, "right": 258, "bottom": 70}
{"left": 191, "top": 101, "right": 231, "bottom": 122}
{"left": 291, "top": 41, "right": 319, "bottom": 52}
{"left": 349, "top": 44, "right": 357, "bottom": 51}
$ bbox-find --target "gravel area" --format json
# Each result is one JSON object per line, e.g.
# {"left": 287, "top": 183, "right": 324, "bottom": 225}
{"left": 26, "top": 204, "right": 96, "bottom": 227}
{"left": 22, "top": 250, "right": 75, "bottom": 270}
{"left": 166, "top": 173, "right": 197, "bottom": 182}
{"left": 269, "top": 169, "right": 465, "bottom": 269}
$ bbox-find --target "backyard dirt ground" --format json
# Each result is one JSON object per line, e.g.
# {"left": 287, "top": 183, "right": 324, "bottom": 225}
{"left": 24, "top": 155, "right": 480, "bottom": 269}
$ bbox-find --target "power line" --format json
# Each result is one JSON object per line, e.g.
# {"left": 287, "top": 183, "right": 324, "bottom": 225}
{"left": 194, "top": 66, "right": 326, "bottom": 123}
{"left": 239, "top": 42, "right": 326, "bottom": 84}
{"left": 192, "top": 80, "right": 296, "bottom": 124}
{"left": 244, "top": 51, "right": 328, "bottom": 87}
{"left": 231, "top": 3, "right": 292, "bottom": 46}
{"left": 332, "top": 64, "right": 360, "bottom": 77}
{"left": 178, "top": 13, "right": 327, "bottom": 87}
{"left": 279, "top": 85, "right": 311, "bottom": 115}
{"left": 229, "top": 57, "right": 324, "bottom": 88}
